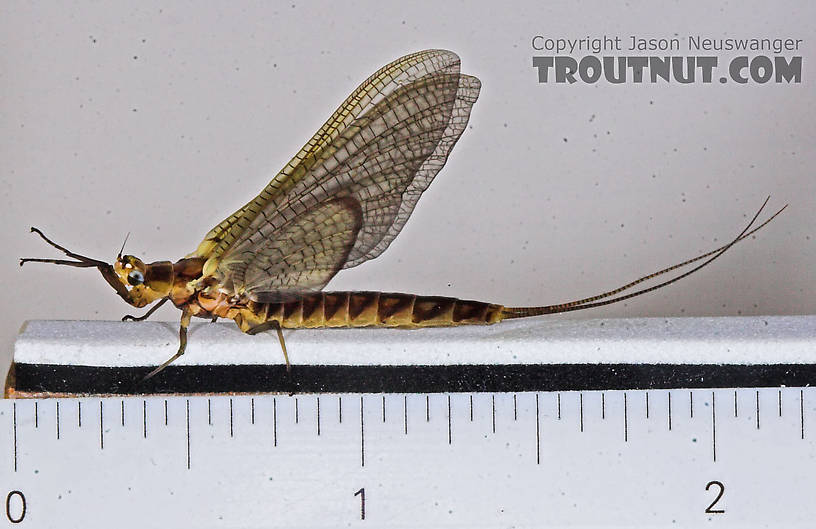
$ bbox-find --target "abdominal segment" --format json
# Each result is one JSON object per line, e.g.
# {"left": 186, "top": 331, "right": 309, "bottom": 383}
{"left": 200, "top": 291, "right": 505, "bottom": 333}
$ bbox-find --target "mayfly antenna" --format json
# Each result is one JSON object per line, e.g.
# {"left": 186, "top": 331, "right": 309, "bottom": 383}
{"left": 117, "top": 232, "right": 131, "bottom": 260}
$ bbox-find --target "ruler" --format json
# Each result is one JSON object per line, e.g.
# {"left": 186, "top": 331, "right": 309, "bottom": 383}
{"left": 1, "top": 389, "right": 814, "bottom": 527}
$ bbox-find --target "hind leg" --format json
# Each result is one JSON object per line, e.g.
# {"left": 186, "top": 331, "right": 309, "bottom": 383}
{"left": 247, "top": 320, "right": 291, "bottom": 372}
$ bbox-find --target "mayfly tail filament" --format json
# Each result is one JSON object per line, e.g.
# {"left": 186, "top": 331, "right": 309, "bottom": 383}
{"left": 502, "top": 197, "right": 786, "bottom": 318}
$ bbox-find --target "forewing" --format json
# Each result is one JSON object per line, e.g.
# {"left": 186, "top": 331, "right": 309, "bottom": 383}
{"left": 217, "top": 197, "right": 362, "bottom": 302}
{"left": 198, "top": 49, "right": 480, "bottom": 296}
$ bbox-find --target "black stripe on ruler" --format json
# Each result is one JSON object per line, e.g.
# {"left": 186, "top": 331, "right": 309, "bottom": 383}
{"left": 11, "top": 363, "right": 816, "bottom": 394}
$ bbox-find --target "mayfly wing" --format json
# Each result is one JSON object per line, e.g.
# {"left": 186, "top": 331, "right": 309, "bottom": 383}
{"left": 193, "top": 49, "right": 481, "bottom": 300}
{"left": 217, "top": 197, "right": 362, "bottom": 302}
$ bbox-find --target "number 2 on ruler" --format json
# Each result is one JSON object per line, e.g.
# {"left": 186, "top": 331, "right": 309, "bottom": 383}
{"left": 705, "top": 481, "right": 725, "bottom": 514}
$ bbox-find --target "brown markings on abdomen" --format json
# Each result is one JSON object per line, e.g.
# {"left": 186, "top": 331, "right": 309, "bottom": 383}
{"left": 377, "top": 293, "right": 416, "bottom": 325}
{"left": 233, "top": 291, "right": 506, "bottom": 334}
{"left": 452, "top": 299, "right": 491, "bottom": 323}
{"left": 410, "top": 296, "right": 451, "bottom": 324}
{"left": 322, "top": 292, "right": 350, "bottom": 326}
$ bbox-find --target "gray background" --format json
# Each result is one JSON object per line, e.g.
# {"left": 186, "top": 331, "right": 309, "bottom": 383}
{"left": 2, "top": 1, "right": 814, "bottom": 374}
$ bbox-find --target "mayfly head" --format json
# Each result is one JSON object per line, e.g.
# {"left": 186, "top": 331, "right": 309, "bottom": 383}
{"left": 20, "top": 227, "right": 172, "bottom": 308}
{"left": 112, "top": 254, "right": 173, "bottom": 307}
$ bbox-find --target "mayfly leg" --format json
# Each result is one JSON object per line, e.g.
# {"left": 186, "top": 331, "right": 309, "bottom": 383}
{"left": 246, "top": 320, "right": 291, "bottom": 372}
{"left": 142, "top": 307, "right": 192, "bottom": 381}
{"left": 122, "top": 297, "right": 169, "bottom": 322}
{"left": 271, "top": 320, "right": 291, "bottom": 373}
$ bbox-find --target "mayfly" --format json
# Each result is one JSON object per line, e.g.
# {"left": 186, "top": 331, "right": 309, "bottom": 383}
{"left": 22, "top": 50, "right": 785, "bottom": 380}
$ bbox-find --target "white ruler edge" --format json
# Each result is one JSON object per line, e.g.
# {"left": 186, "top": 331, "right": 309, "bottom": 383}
{"left": 14, "top": 314, "right": 816, "bottom": 367}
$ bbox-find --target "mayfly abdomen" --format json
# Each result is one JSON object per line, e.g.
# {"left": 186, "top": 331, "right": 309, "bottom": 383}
{"left": 326, "top": 292, "right": 504, "bottom": 328}
{"left": 236, "top": 291, "right": 505, "bottom": 333}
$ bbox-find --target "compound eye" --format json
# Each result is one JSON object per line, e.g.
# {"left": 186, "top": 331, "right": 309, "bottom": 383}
{"left": 127, "top": 270, "right": 145, "bottom": 286}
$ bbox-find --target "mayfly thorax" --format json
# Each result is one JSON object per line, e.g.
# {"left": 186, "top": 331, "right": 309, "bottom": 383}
{"left": 20, "top": 50, "right": 786, "bottom": 381}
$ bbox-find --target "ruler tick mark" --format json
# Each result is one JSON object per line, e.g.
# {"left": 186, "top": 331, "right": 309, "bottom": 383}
{"left": 756, "top": 390, "right": 761, "bottom": 430}
{"left": 382, "top": 395, "right": 386, "bottom": 423}
{"left": 208, "top": 399, "right": 212, "bottom": 426}
{"left": 513, "top": 394, "right": 518, "bottom": 421}
{"left": 426, "top": 395, "right": 430, "bottom": 422}
{"left": 470, "top": 395, "right": 473, "bottom": 422}
{"left": 447, "top": 395, "right": 452, "bottom": 444}
{"left": 186, "top": 400, "right": 191, "bottom": 470}
{"left": 164, "top": 400, "right": 168, "bottom": 426}
{"left": 601, "top": 392, "right": 605, "bottom": 419}
{"left": 800, "top": 389, "right": 805, "bottom": 439}
{"left": 579, "top": 393, "right": 584, "bottom": 432}
{"left": 624, "top": 392, "right": 628, "bottom": 442}
{"left": 121, "top": 400, "right": 125, "bottom": 427}
{"left": 273, "top": 398, "right": 277, "bottom": 447}
{"left": 535, "top": 394, "right": 540, "bottom": 465}
{"left": 668, "top": 392, "right": 672, "bottom": 431}
{"left": 295, "top": 398, "right": 299, "bottom": 424}
{"left": 339, "top": 396, "right": 343, "bottom": 424}
{"left": 13, "top": 401, "right": 17, "bottom": 472}
{"left": 360, "top": 396, "right": 365, "bottom": 467}
{"left": 317, "top": 397, "right": 321, "bottom": 436}
{"left": 491, "top": 395, "right": 496, "bottom": 433}
{"left": 712, "top": 391, "right": 717, "bottom": 463}
{"left": 689, "top": 391, "right": 693, "bottom": 419}
{"left": 78, "top": 400, "right": 82, "bottom": 428}
{"left": 557, "top": 393, "right": 561, "bottom": 420}
{"left": 778, "top": 390, "right": 782, "bottom": 417}
{"left": 734, "top": 390, "right": 738, "bottom": 418}
{"left": 403, "top": 395, "right": 408, "bottom": 435}
{"left": 99, "top": 401, "right": 104, "bottom": 450}
{"left": 645, "top": 392, "right": 650, "bottom": 419}
{"left": 34, "top": 401, "right": 38, "bottom": 428}
{"left": 251, "top": 398, "right": 255, "bottom": 425}
{"left": 229, "top": 398, "right": 234, "bottom": 437}
{"left": 143, "top": 400, "right": 147, "bottom": 438}
{"left": 56, "top": 401, "right": 60, "bottom": 440}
